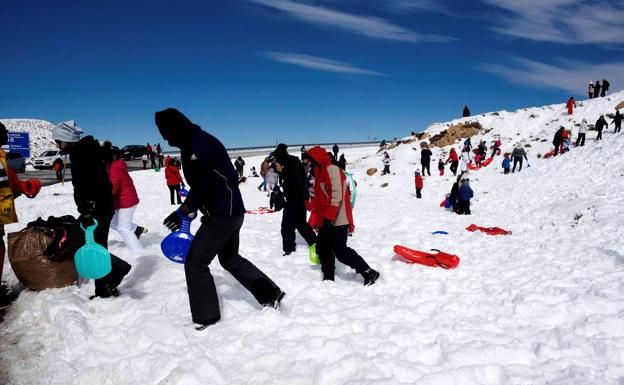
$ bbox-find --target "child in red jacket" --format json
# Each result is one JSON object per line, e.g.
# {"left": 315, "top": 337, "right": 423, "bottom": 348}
{"left": 438, "top": 159, "right": 445, "bottom": 176}
{"left": 415, "top": 170, "right": 424, "bottom": 199}
{"left": 165, "top": 157, "right": 185, "bottom": 205}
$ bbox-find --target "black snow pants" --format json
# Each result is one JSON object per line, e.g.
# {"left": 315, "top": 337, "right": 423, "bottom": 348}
{"left": 456, "top": 200, "right": 471, "bottom": 215}
{"left": 597, "top": 129, "right": 603, "bottom": 140}
{"left": 66, "top": 201, "right": 132, "bottom": 296}
{"left": 281, "top": 199, "right": 317, "bottom": 253}
{"left": 168, "top": 184, "right": 181, "bottom": 205}
{"left": 575, "top": 133, "right": 586, "bottom": 147}
{"left": 449, "top": 161, "right": 458, "bottom": 175}
{"left": 615, "top": 123, "right": 621, "bottom": 134}
{"left": 512, "top": 157, "right": 523, "bottom": 173}
{"left": 317, "top": 222, "right": 370, "bottom": 281}
{"left": 421, "top": 162, "right": 431, "bottom": 176}
{"left": 184, "top": 215, "right": 282, "bottom": 324}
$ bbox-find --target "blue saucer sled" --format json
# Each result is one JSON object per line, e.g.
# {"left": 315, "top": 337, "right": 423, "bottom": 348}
{"left": 161, "top": 212, "right": 195, "bottom": 264}
{"left": 74, "top": 220, "right": 112, "bottom": 279}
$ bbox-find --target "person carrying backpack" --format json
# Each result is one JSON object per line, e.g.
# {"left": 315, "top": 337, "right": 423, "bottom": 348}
{"left": 305, "top": 146, "right": 380, "bottom": 286}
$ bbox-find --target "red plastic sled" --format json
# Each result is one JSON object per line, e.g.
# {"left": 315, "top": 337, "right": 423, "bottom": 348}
{"left": 481, "top": 157, "right": 494, "bottom": 167}
{"left": 246, "top": 207, "right": 275, "bottom": 215}
{"left": 466, "top": 224, "right": 511, "bottom": 235}
{"left": 393, "top": 245, "right": 460, "bottom": 269}
{"left": 467, "top": 163, "right": 478, "bottom": 170}
{"left": 542, "top": 150, "right": 555, "bottom": 159}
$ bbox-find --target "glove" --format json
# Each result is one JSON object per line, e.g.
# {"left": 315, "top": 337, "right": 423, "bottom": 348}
{"left": 163, "top": 210, "right": 181, "bottom": 232}
{"left": 77, "top": 200, "right": 95, "bottom": 216}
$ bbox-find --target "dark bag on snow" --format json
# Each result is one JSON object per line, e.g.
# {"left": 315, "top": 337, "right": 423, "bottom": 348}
{"left": 270, "top": 188, "right": 285, "bottom": 212}
{"left": 7, "top": 226, "right": 78, "bottom": 290}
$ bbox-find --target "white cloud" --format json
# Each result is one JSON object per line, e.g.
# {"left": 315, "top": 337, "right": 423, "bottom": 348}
{"left": 480, "top": 56, "right": 624, "bottom": 93}
{"left": 265, "top": 52, "right": 386, "bottom": 76}
{"left": 482, "top": 0, "right": 624, "bottom": 45}
{"left": 381, "top": 0, "right": 451, "bottom": 15}
{"left": 250, "top": 0, "right": 455, "bottom": 43}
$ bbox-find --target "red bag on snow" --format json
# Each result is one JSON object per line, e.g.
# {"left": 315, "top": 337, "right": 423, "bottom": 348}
{"left": 466, "top": 224, "right": 512, "bottom": 235}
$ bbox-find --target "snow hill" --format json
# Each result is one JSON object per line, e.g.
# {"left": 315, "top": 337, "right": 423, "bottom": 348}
{"left": 0, "top": 119, "right": 56, "bottom": 159}
{"left": 1, "top": 92, "right": 624, "bottom": 384}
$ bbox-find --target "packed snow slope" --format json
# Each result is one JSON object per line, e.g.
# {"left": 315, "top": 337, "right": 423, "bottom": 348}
{"left": 0, "top": 119, "right": 56, "bottom": 159}
{"left": 2, "top": 92, "right": 624, "bottom": 384}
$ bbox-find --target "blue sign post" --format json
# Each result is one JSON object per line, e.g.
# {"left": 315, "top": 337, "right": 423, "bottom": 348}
{"left": 8, "top": 132, "right": 30, "bottom": 158}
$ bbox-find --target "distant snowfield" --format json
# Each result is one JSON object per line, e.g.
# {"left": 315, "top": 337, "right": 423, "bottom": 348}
{"left": 2, "top": 93, "right": 624, "bottom": 384}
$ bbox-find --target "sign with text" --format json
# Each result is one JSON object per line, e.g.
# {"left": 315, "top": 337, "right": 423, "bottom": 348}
{"left": 8, "top": 132, "right": 30, "bottom": 158}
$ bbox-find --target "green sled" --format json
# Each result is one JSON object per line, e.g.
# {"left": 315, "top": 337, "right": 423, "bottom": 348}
{"left": 74, "top": 219, "right": 112, "bottom": 279}
{"left": 309, "top": 243, "right": 320, "bottom": 265}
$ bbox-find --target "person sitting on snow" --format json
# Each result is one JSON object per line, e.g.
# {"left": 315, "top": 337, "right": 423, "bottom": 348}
{"left": 502, "top": 153, "right": 511, "bottom": 175}
{"left": 457, "top": 178, "right": 473, "bottom": 215}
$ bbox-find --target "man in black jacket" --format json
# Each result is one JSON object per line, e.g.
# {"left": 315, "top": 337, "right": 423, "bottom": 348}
{"left": 595, "top": 115, "right": 607, "bottom": 140}
{"left": 52, "top": 121, "right": 131, "bottom": 299}
{"left": 273, "top": 144, "right": 317, "bottom": 255}
{"left": 156, "top": 108, "right": 284, "bottom": 329}
{"left": 420, "top": 147, "right": 432, "bottom": 176}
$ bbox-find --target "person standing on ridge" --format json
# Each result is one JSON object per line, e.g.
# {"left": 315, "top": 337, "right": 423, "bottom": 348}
{"left": 305, "top": 146, "right": 380, "bottom": 285}
{"left": 593, "top": 80, "right": 601, "bottom": 98}
{"left": 576, "top": 119, "right": 587, "bottom": 146}
{"left": 272, "top": 143, "right": 318, "bottom": 256}
{"left": 595, "top": 115, "right": 607, "bottom": 140}
{"left": 566, "top": 97, "right": 576, "bottom": 115}
{"left": 420, "top": 146, "right": 432, "bottom": 176}
{"left": 611, "top": 110, "right": 622, "bottom": 133}
{"left": 155, "top": 108, "right": 284, "bottom": 329}
{"left": 53, "top": 121, "right": 132, "bottom": 299}
{"left": 588, "top": 82, "right": 594, "bottom": 99}
{"left": 601, "top": 79, "right": 610, "bottom": 97}
{"left": 463, "top": 105, "right": 470, "bottom": 117}
{"left": 332, "top": 143, "right": 339, "bottom": 160}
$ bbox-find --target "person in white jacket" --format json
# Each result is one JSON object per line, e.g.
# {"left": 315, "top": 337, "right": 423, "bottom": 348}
{"left": 459, "top": 147, "right": 472, "bottom": 173}
{"left": 575, "top": 119, "right": 587, "bottom": 147}
{"left": 381, "top": 152, "right": 391, "bottom": 175}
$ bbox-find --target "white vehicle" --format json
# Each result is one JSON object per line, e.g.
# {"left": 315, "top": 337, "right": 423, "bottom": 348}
{"left": 32, "top": 149, "right": 70, "bottom": 170}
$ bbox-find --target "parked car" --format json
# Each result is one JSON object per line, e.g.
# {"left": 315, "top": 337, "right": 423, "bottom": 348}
{"left": 6, "top": 152, "right": 26, "bottom": 173}
{"left": 121, "top": 145, "right": 146, "bottom": 160}
{"left": 32, "top": 149, "right": 70, "bottom": 170}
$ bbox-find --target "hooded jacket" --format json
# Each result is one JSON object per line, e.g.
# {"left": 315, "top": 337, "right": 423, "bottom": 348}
{"left": 155, "top": 109, "right": 244, "bottom": 216}
{"left": 68, "top": 136, "right": 113, "bottom": 208}
{"left": 165, "top": 163, "right": 183, "bottom": 186}
{"left": 108, "top": 159, "right": 139, "bottom": 209}
{"left": 447, "top": 148, "right": 458, "bottom": 162}
{"left": 273, "top": 145, "right": 310, "bottom": 202}
{"left": 458, "top": 181, "right": 473, "bottom": 201}
{"left": 306, "top": 146, "right": 353, "bottom": 229}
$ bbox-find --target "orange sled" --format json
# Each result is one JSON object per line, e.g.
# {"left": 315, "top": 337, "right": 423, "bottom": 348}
{"left": 394, "top": 245, "right": 460, "bottom": 269}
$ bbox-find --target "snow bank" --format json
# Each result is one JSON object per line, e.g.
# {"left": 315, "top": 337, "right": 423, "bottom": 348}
{"left": 1, "top": 92, "right": 624, "bottom": 384}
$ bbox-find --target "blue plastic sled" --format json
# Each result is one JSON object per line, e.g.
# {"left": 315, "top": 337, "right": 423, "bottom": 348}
{"left": 432, "top": 230, "right": 449, "bottom": 235}
{"left": 161, "top": 212, "right": 196, "bottom": 264}
{"left": 74, "top": 220, "right": 112, "bottom": 279}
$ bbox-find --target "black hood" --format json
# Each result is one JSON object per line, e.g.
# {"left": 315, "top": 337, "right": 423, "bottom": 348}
{"left": 273, "top": 143, "right": 289, "bottom": 163}
{"left": 155, "top": 108, "right": 199, "bottom": 147}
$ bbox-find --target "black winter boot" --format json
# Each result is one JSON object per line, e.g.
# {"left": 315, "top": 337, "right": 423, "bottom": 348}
{"left": 361, "top": 269, "right": 380, "bottom": 286}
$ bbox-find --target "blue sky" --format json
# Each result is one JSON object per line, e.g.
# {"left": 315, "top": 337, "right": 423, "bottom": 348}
{"left": 1, "top": 0, "right": 623, "bottom": 149}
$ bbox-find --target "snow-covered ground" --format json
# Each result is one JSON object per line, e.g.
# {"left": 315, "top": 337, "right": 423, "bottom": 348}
{"left": 1, "top": 92, "right": 624, "bottom": 384}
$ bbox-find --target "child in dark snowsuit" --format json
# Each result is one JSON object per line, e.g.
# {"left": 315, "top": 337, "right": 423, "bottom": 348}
{"left": 457, "top": 179, "right": 473, "bottom": 215}
{"left": 502, "top": 154, "right": 511, "bottom": 175}
{"left": 414, "top": 170, "right": 423, "bottom": 198}
{"left": 438, "top": 159, "right": 445, "bottom": 176}
{"left": 269, "top": 185, "right": 285, "bottom": 211}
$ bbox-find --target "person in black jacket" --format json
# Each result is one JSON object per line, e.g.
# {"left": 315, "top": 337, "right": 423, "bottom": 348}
{"left": 156, "top": 108, "right": 284, "bottom": 329}
{"left": 595, "top": 115, "right": 607, "bottom": 140}
{"left": 52, "top": 121, "right": 132, "bottom": 299}
{"left": 234, "top": 156, "right": 245, "bottom": 178}
{"left": 332, "top": 143, "right": 339, "bottom": 160}
{"left": 553, "top": 127, "right": 565, "bottom": 156}
{"left": 273, "top": 143, "right": 317, "bottom": 256}
{"left": 420, "top": 146, "right": 432, "bottom": 176}
{"left": 601, "top": 79, "right": 610, "bottom": 97}
{"left": 463, "top": 105, "right": 470, "bottom": 117}
{"left": 611, "top": 110, "right": 622, "bottom": 133}
{"left": 594, "top": 81, "right": 601, "bottom": 98}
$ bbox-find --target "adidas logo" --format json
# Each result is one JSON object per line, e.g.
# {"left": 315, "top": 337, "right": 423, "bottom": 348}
{"left": 190, "top": 154, "right": 198, "bottom": 161}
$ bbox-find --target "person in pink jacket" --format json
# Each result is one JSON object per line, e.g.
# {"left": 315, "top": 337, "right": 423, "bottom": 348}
{"left": 103, "top": 142, "right": 145, "bottom": 252}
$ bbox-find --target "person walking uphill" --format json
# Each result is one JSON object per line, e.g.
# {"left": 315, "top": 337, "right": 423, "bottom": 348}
{"left": 421, "top": 146, "right": 432, "bottom": 176}
{"left": 446, "top": 148, "right": 459, "bottom": 176}
{"left": 511, "top": 145, "right": 528, "bottom": 172}
{"left": 155, "top": 108, "right": 284, "bottom": 329}
{"left": 165, "top": 157, "right": 184, "bottom": 205}
{"left": 272, "top": 143, "right": 318, "bottom": 256}
{"left": 611, "top": 110, "right": 622, "bottom": 134}
{"left": 595, "top": 115, "right": 607, "bottom": 140}
{"left": 576, "top": 119, "right": 588, "bottom": 146}
{"left": 53, "top": 121, "right": 132, "bottom": 299}
{"left": 305, "top": 146, "right": 379, "bottom": 285}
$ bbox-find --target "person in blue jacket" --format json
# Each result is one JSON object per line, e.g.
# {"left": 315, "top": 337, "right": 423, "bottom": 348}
{"left": 502, "top": 153, "right": 511, "bottom": 175}
{"left": 457, "top": 178, "right": 473, "bottom": 215}
{"left": 156, "top": 108, "right": 285, "bottom": 330}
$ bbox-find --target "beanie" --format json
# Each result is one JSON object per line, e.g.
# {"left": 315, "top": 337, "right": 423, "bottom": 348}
{"left": 52, "top": 121, "right": 83, "bottom": 143}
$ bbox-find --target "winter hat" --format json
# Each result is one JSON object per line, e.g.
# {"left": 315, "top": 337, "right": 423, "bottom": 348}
{"left": 414, "top": 170, "right": 421, "bottom": 175}
{"left": 273, "top": 143, "right": 289, "bottom": 163}
{"left": 52, "top": 120, "right": 83, "bottom": 143}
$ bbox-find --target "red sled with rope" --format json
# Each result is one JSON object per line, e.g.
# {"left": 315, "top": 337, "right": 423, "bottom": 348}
{"left": 466, "top": 224, "right": 511, "bottom": 235}
{"left": 245, "top": 207, "right": 275, "bottom": 215}
{"left": 394, "top": 245, "right": 460, "bottom": 269}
